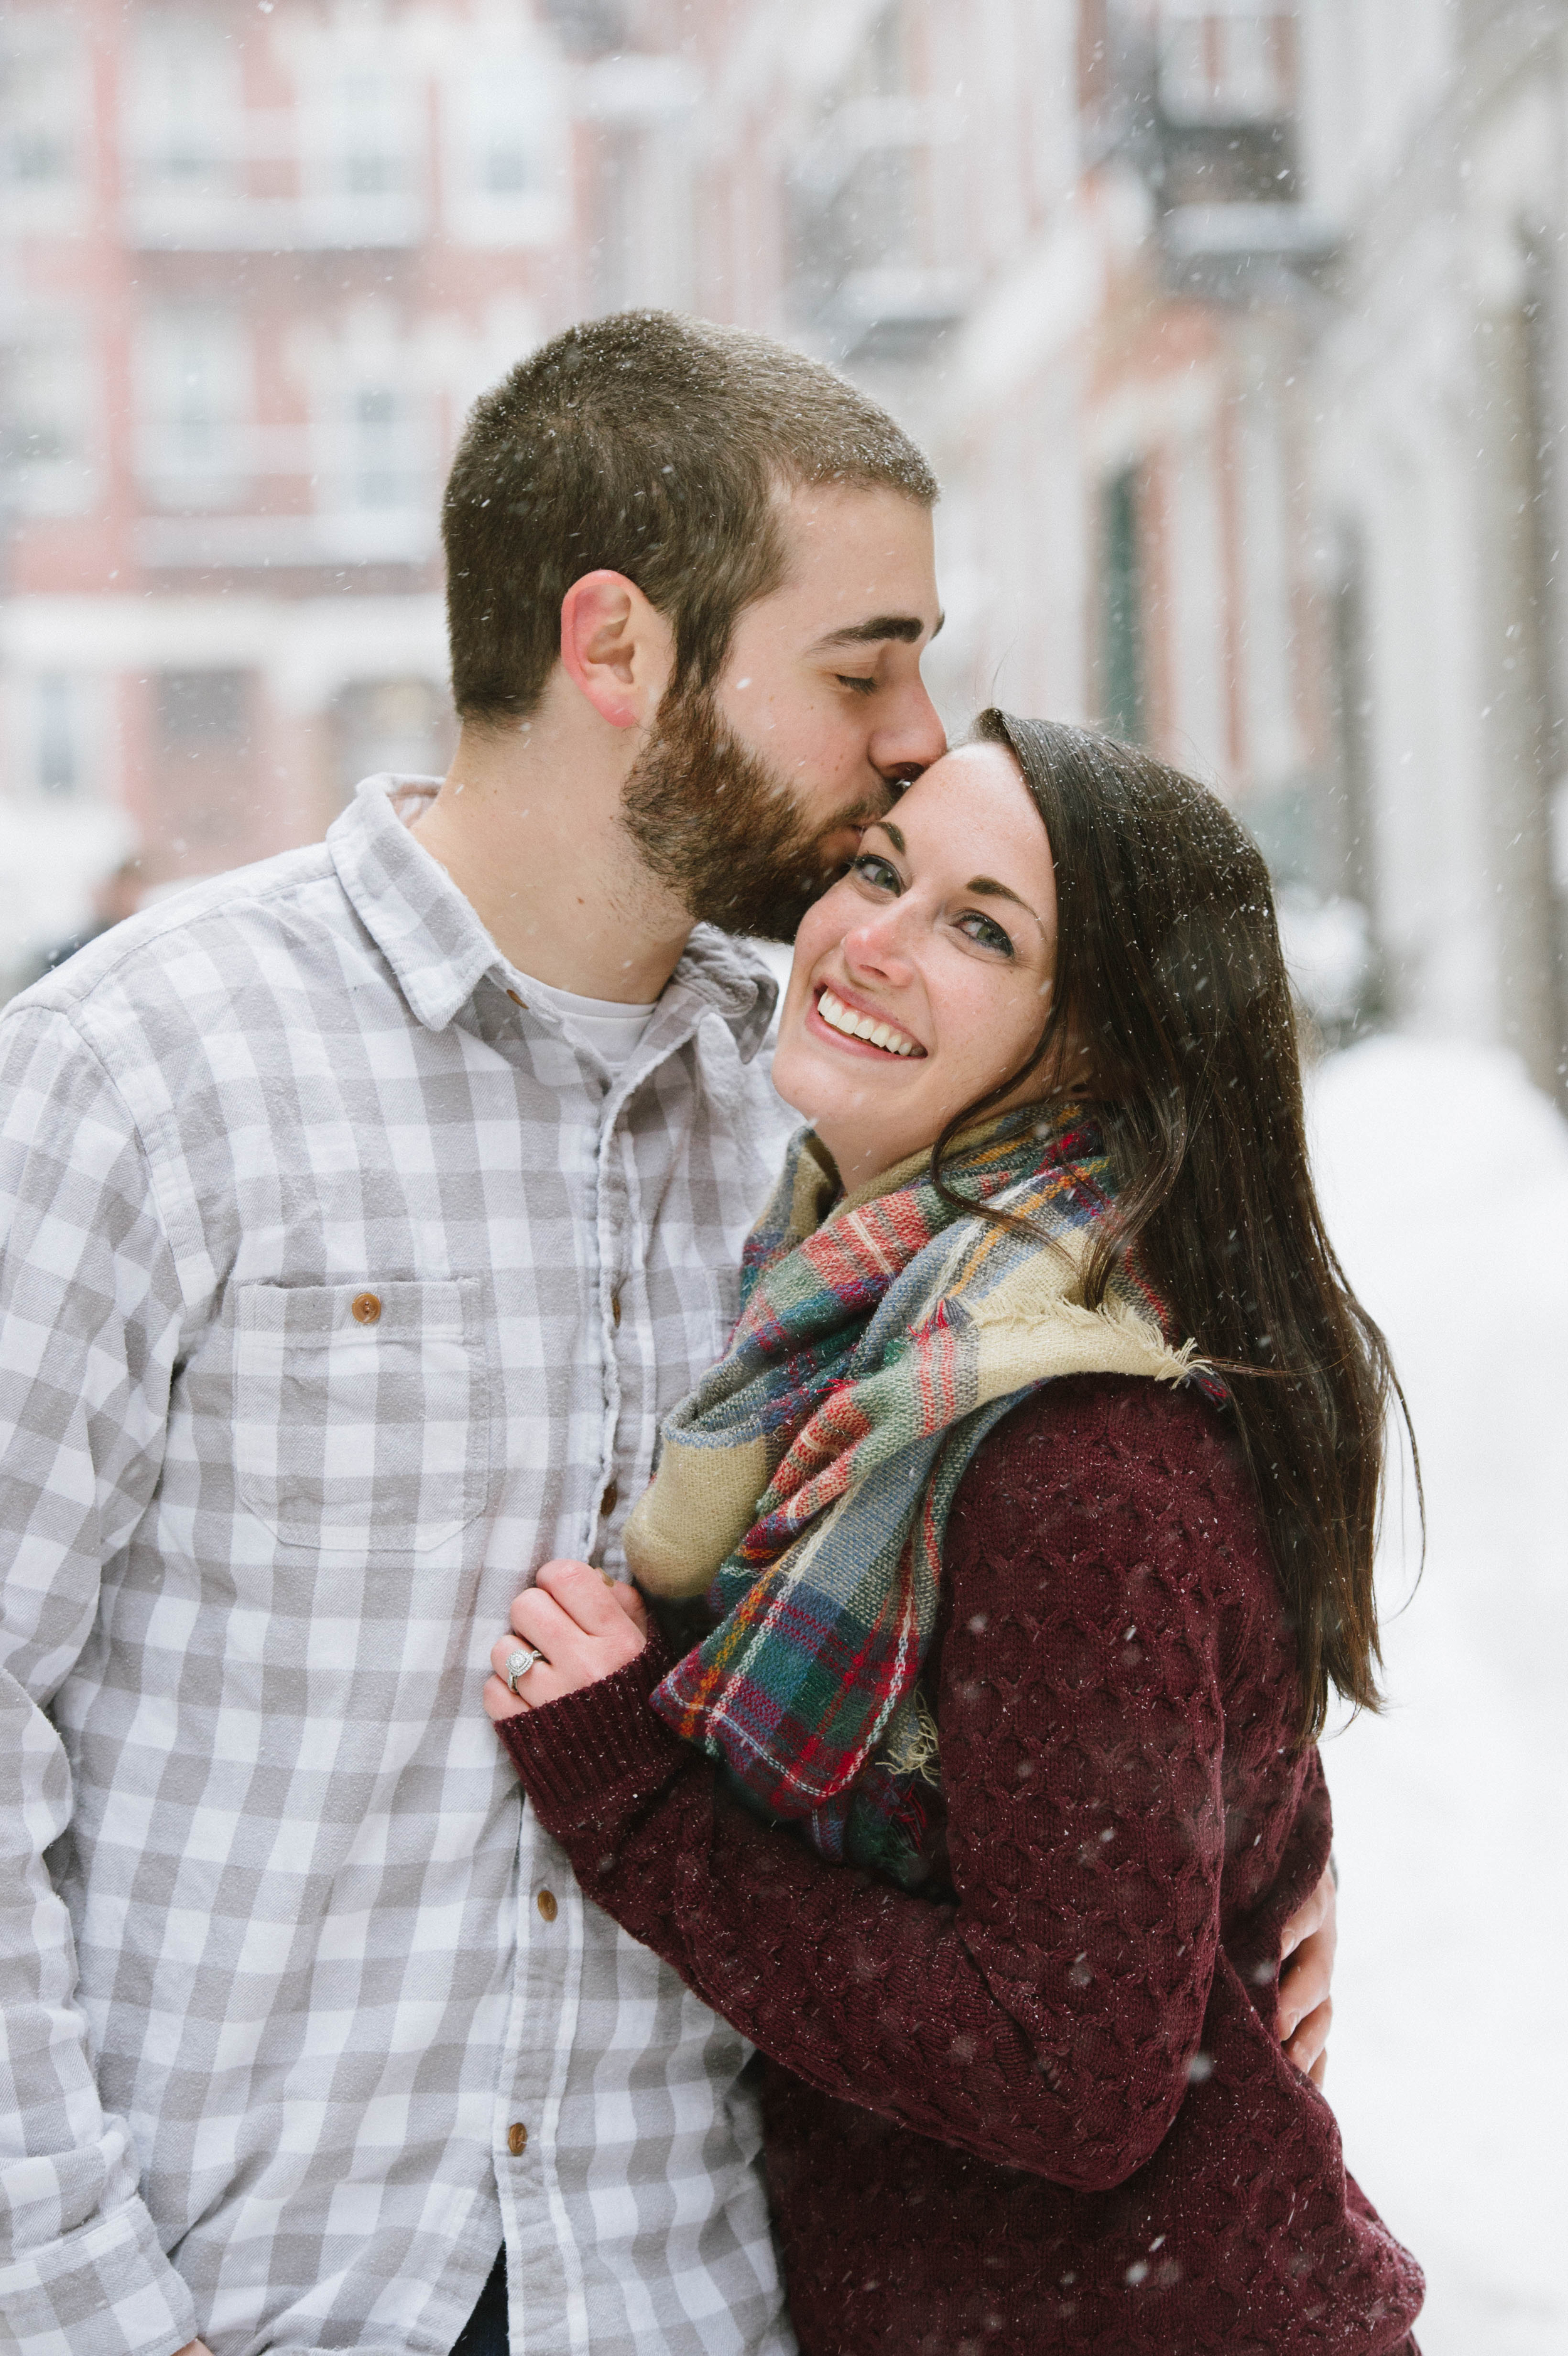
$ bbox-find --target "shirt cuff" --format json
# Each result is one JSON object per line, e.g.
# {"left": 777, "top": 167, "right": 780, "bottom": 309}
{"left": 496, "top": 1635, "right": 688, "bottom": 1828}
{"left": 0, "top": 2197, "right": 198, "bottom": 2356}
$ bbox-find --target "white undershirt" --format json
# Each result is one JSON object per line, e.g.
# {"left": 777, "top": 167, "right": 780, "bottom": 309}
{"left": 507, "top": 968, "right": 659, "bottom": 1076}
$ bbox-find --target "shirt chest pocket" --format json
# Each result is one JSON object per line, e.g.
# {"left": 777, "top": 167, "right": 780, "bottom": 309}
{"left": 234, "top": 1279, "right": 493, "bottom": 1556}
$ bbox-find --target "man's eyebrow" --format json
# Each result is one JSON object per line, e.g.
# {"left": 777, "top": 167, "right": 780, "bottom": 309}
{"left": 813, "top": 611, "right": 944, "bottom": 649}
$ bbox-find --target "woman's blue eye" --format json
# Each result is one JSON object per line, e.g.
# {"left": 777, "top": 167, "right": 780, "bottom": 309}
{"left": 958, "top": 910, "right": 1015, "bottom": 956}
{"left": 851, "top": 853, "right": 901, "bottom": 893}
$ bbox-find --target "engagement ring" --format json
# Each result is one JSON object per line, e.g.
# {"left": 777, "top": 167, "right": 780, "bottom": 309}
{"left": 505, "top": 1645, "right": 546, "bottom": 1693}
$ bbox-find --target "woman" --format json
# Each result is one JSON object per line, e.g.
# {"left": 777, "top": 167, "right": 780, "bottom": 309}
{"left": 484, "top": 715, "right": 1424, "bottom": 2354}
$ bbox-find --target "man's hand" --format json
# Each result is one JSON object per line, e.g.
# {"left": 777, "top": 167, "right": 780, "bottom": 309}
{"left": 1277, "top": 1862, "right": 1336, "bottom": 2088}
{"left": 485, "top": 1560, "right": 649, "bottom": 1723}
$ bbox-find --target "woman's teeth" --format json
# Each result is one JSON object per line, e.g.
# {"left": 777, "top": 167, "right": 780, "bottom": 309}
{"left": 817, "top": 987, "right": 921, "bottom": 1056}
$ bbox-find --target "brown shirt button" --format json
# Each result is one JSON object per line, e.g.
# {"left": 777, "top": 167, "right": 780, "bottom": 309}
{"left": 507, "top": 989, "right": 526, "bottom": 1009}
{"left": 610, "top": 1292, "right": 622, "bottom": 1329}
{"left": 536, "top": 1888, "right": 558, "bottom": 1923}
{"left": 600, "top": 1481, "right": 618, "bottom": 1518}
{"left": 350, "top": 1292, "right": 382, "bottom": 1325}
{"left": 506, "top": 2121, "right": 527, "bottom": 2156}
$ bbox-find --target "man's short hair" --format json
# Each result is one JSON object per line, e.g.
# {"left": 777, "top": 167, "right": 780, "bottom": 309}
{"left": 442, "top": 309, "right": 939, "bottom": 724}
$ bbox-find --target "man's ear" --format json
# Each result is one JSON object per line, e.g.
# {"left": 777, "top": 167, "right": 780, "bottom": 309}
{"left": 559, "top": 570, "right": 672, "bottom": 730}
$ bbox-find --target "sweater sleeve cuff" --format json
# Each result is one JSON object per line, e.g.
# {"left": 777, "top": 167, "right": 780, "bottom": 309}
{"left": 496, "top": 1635, "right": 689, "bottom": 1830}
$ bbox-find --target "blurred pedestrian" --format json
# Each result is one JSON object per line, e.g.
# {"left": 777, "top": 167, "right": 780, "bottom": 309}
{"left": 20, "top": 855, "right": 144, "bottom": 987}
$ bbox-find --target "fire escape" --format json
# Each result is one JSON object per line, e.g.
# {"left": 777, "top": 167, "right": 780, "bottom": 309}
{"left": 1090, "top": 0, "right": 1335, "bottom": 300}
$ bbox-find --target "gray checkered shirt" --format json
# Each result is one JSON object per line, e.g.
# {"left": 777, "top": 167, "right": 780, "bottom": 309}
{"left": 0, "top": 780, "right": 799, "bottom": 2356}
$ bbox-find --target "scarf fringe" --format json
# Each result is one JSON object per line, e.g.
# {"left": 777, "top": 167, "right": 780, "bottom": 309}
{"left": 882, "top": 1689, "right": 943, "bottom": 1786}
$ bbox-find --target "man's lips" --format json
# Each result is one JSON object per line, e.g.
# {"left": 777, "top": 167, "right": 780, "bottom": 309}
{"left": 807, "top": 984, "right": 927, "bottom": 1059}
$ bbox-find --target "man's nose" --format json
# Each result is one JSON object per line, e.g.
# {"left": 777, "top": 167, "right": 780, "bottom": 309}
{"left": 872, "top": 673, "right": 946, "bottom": 785}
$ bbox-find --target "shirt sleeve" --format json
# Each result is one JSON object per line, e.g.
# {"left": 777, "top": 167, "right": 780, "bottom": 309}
{"left": 499, "top": 1377, "right": 1261, "bottom": 2194}
{"left": 0, "top": 1006, "right": 199, "bottom": 2356}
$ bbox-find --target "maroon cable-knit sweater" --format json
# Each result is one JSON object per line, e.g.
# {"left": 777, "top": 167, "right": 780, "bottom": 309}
{"left": 500, "top": 1375, "right": 1424, "bottom": 2355}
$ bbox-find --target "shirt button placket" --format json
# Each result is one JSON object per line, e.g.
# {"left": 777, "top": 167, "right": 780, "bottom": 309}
{"left": 596, "top": 1108, "right": 630, "bottom": 1557}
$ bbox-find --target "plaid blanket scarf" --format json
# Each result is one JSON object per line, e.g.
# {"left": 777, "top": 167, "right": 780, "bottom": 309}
{"left": 624, "top": 1106, "right": 1211, "bottom": 1889}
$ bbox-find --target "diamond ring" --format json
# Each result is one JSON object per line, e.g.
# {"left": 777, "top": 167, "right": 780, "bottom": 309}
{"left": 505, "top": 1645, "right": 546, "bottom": 1694}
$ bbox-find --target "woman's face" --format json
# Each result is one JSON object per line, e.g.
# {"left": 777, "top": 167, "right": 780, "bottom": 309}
{"left": 772, "top": 741, "right": 1059, "bottom": 1189}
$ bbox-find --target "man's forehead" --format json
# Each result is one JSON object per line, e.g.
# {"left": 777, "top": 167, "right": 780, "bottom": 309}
{"left": 759, "top": 479, "right": 941, "bottom": 645}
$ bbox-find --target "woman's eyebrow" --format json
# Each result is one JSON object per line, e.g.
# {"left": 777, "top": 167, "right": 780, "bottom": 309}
{"left": 862, "top": 831, "right": 1044, "bottom": 931}
{"left": 967, "top": 876, "right": 1044, "bottom": 927}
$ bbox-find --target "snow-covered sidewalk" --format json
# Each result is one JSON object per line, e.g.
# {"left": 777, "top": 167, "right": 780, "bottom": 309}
{"left": 1308, "top": 1037, "right": 1568, "bottom": 2354}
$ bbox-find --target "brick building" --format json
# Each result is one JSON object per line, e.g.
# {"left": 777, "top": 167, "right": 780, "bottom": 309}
{"left": 4, "top": 0, "right": 1565, "bottom": 1095}
{"left": 0, "top": 0, "right": 628, "bottom": 976}
{"left": 1302, "top": 0, "right": 1568, "bottom": 1093}
{"left": 607, "top": 0, "right": 1565, "bottom": 1089}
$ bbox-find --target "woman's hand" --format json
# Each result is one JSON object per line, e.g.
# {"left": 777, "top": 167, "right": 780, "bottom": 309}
{"left": 1278, "top": 1860, "right": 1337, "bottom": 2088}
{"left": 484, "top": 1560, "right": 649, "bottom": 1722}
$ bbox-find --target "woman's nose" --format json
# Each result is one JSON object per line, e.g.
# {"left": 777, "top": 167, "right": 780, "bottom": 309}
{"left": 842, "top": 904, "right": 915, "bottom": 984}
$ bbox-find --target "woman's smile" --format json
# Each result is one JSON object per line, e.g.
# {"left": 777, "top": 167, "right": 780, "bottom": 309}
{"left": 773, "top": 741, "right": 1060, "bottom": 1189}
{"left": 808, "top": 983, "right": 926, "bottom": 1058}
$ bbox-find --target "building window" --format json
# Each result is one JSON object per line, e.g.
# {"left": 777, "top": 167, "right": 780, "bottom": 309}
{"left": 322, "top": 372, "right": 430, "bottom": 517}
{"left": 1156, "top": 2, "right": 1297, "bottom": 203}
{"left": 349, "top": 385, "right": 408, "bottom": 508}
{"left": 37, "top": 677, "right": 82, "bottom": 794}
{"left": 136, "top": 312, "right": 251, "bottom": 507}
{"left": 1100, "top": 469, "right": 1145, "bottom": 742}
{"left": 8, "top": 674, "right": 102, "bottom": 802}
{"left": 470, "top": 65, "right": 547, "bottom": 195}
{"left": 0, "top": 21, "right": 85, "bottom": 197}
{"left": 331, "top": 678, "right": 452, "bottom": 802}
{"left": 3, "top": 321, "right": 96, "bottom": 514}
{"left": 327, "top": 70, "right": 416, "bottom": 198}
{"left": 1158, "top": 5, "right": 1295, "bottom": 125}
{"left": 157, "top": 669, "right": 250, "bottom": 750}
{"left": 443, "top": 52, "right": 567, "bottom": 247}
{"left": 127, "top": 19, "right": 243, "bottom": 196}
{"left": 151, "top": 672, "right": 257, "bottom": 868}
{"left": 788, "top": 6, "right": 965, "bottom": 362}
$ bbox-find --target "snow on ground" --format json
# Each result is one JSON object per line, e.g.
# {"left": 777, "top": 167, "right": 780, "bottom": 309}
{"left": 1307, "top": 1037, "right": 1568, "bottom": 2354}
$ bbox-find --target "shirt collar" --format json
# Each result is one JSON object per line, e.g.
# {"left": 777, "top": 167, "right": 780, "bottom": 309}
{"left": 328, "top": 775, "right": 780, "bottom": 1058}
{"left": 660, "top": 924, "right": 779, "bottom": 1062}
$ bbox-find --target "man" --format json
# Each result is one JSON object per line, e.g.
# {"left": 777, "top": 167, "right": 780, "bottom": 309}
{"left": 0, "top": 312, "right": 1332, "bottom": 2356}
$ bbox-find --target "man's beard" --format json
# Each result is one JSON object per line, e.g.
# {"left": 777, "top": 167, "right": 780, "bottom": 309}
{"left": 619, "top": 683, "right": 886, "bottom": 943}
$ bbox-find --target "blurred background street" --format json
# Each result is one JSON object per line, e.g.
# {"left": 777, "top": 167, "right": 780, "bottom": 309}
{"left": 3, "top": 3, "right": 1565, "bottom": 2345}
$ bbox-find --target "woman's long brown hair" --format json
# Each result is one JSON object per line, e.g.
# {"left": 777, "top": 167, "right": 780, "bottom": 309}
{"left": 933, "top": 711, "right": 1417, "bottom": 1739}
